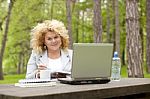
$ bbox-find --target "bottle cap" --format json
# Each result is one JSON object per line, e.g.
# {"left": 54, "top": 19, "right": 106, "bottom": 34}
{"left": 114, "top": 51, "right": 118, "bottom": 58}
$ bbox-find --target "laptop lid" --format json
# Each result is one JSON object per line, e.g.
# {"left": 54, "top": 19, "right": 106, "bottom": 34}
{"left": 71, "top": 43, "right": 113, "bottom": 80}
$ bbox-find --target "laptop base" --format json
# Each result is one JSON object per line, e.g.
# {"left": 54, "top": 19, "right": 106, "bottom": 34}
{"left": 58, "top": 79, "right": 110, "bottom": 85}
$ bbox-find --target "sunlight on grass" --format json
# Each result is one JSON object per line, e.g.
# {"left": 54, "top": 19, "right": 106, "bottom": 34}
{"left": 121, "top": 65, "right": 150, "bottom": 78}
{"left": 121, "top": 66, "right": 128, "bottom": 77}
{"left": 0, "top": 74, "right": 25, "bottom": 84}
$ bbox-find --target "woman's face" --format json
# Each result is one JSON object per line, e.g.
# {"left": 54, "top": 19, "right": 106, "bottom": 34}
{"left": 44, "top": 31, "right": 62, "bottom": 52}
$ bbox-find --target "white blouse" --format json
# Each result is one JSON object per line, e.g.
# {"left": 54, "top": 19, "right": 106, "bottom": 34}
{"left": 48, "top": 57, "right": 63, "bottom": 73}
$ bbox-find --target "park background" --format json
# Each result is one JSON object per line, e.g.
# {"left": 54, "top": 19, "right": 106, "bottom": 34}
{"left": 0, "top": 0, "right": 150, "bottom": 83}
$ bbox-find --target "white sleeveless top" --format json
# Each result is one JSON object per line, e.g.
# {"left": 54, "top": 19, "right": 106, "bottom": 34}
{"left": 48, "top": 57, "right": 63, "bottom": 73}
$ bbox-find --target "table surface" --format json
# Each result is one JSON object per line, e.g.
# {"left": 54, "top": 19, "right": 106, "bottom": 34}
{"left": 1, "top": 78, "right": 150, "bottom": 99}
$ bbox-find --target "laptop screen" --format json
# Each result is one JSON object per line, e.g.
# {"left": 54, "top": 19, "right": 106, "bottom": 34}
{"left": 71, "top": 43, "right": 113, "bottom": 80}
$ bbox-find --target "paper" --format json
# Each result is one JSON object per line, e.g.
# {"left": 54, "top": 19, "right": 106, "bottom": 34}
{"left": 15, "top": 82, "right": 56, "bottom": 87}
{"left": 18, "top": 79, "right": 52, "bottom": 84}
{"left": 15, "top": 79, "right": 57, "bottom": 87}
{"left": 57, "top": 71, "right": 71, "bottom": 75}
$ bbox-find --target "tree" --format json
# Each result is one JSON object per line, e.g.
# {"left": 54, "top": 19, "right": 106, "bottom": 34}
{"left": 139, "top": 0, "right": 145, "bottom": 63}
{"left": 126, "top": 0, "right": 144, "bottom": 77}
{"left": 74, "top": 6, "right": 79, "bottom": 43}
{"left": 106, "top": 0, "right": 111, "bottom": 43}
{"left": 0, "top": 0, "right": 14, "bottom": 80}
{"left": 146, "top": 0, "right": 150, "bottom": 73}
{"left": 66, "top": 0, "right": 73, "bottom": 48}
{"left": 114, "top": 0, "right": 120, "bottom": 56}
{"left": 93, "top": 0, "right": 102, "bottom": 43}
{"left": 6, "top": 0, "right": 50, "bottom": 74}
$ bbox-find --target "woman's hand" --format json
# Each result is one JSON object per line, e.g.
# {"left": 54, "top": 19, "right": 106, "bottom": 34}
{"left": 36, "top": 64, "right": 47, "bottom": 78}
{"left": 38, "top": 64, "right": 47, "bottom": 70}
{"left": 51, "top": 72, "right": 67, "bottom": 78}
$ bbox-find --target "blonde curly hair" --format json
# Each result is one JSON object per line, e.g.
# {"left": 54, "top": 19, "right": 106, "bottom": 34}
{"left": 30, "top": 19, "right": 69, "bottom": 54}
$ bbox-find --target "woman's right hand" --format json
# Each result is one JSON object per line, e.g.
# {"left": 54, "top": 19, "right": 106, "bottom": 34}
{"left": 38, "top": 64, "right": 47, "bottom": 70}
{"left": 36, "top": 64, "right": 47, "bottom": 78}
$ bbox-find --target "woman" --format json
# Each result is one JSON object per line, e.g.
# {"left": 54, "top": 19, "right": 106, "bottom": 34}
{"left": 26, "top": 19, "right": 72, "bottom": 79}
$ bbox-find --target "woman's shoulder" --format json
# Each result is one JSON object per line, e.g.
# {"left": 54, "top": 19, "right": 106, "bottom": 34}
{"left": 31, "top": 50, "right": 39, "bottom": 55}
{"left": 31, "top": 50, "right": 46, "bottom": 57}
{"left": 67, "top": 49, "right": 73, "bottom": 53}
{"left": 67, "top": 49, "right": 73, "bottom": 58}
{"left": 61, "top": 49, "right": 73, "bottom": 56}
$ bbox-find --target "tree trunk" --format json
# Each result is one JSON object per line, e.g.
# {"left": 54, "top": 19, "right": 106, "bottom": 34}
{"left": 66, "top": 0, "right": 73, "bottom": 49}
{"left": 139, "top": 0, "right": 144, "bottom": 64}
{"left": 126, "top": 0, "right": 144, "bottom": 78}
{"left": 75, "top": 10, "right": 79, "bottom": 43}
{"left": 17, "top": 52, "right": 23, "bottom": 74}
{"left": 115, "top": 0, "right": 120, "bottom": 56}
{"left": 0, "top": 0, "right": 13, "bottom": 80}
{"left": 106, "top": 0, "right": 111, "bottom": 43}
{"left": 112, "top": 0, "right": 115, "bottom": 51}
{"left": 81, "top": 11, "right": 85, "bottom": 42}
{"left": 50, "top": 0, "right": 54, "bottom": 19}
{"left": 122, "top": 49, "right": 126, "bottom": 65}
{"left": 93, "top": 0, "right": 102, "bottom": 43}
{"left": 146, "top": 0, "right": 150, "bottom": 73}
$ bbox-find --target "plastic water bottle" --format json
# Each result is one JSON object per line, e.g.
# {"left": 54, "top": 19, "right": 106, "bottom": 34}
{"left": 111, "top": 51, "right": 121, "bottom": 81}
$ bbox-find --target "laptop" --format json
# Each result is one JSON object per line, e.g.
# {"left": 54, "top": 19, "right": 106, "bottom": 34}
{"left": 58, "top": 43, "right": 113, "bottom": 85}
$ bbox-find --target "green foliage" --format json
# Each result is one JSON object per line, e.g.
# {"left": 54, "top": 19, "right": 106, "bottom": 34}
{"left": 121, "top": 66, "right": 128, "bottom": 77}
{"left": 3, "top": 0, "right": 51, "bottom": 74}
{"left": 0, "top": 74, "right": 25, "bottom": 84}
{"left": 0, "top": 0, "right": 148, "bottom": 76}
{"left": 0, "top": 0, "right": 7, "bottom": 19}
{"left": 72, "top": 0, "right": 94, "bottom": 43}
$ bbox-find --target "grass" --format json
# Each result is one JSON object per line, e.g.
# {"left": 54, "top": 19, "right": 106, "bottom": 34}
{"left": 0, "top": 66, "right": 150, "bottom": 84}
{"left": 121, "top": 65, "right": 150, "bottom": 78}
{"left": 121, "top": 66, "right": 128, "bottom": 77}
{"left": 0, "top": 74, "right": 25, "bottom": 84}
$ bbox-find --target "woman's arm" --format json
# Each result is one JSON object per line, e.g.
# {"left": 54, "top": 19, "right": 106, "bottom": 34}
{"left": 26, "top": 51, "right": 38, "bottom": 79}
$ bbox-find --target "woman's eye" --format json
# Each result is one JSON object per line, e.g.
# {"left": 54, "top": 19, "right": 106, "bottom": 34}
{"left": 48, "top": 38, "right": 52, "bottom": 40}
{"left": 54, "top": 36, "right": 58, "bottom": 39}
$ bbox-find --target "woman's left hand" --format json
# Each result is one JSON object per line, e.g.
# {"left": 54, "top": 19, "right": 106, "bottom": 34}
{"left": 51, "top": 72, "right": 67, "bottom": 78}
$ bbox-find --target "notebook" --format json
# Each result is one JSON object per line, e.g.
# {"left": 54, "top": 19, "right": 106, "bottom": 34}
{"left": 18, "top": 79, "right": 52, "bottom": 84}
{"left": 58, "top": 43, "right": 113, "bottom": 85}
{"left": 15, "top": 79, "right": 57, "bottom": 87}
